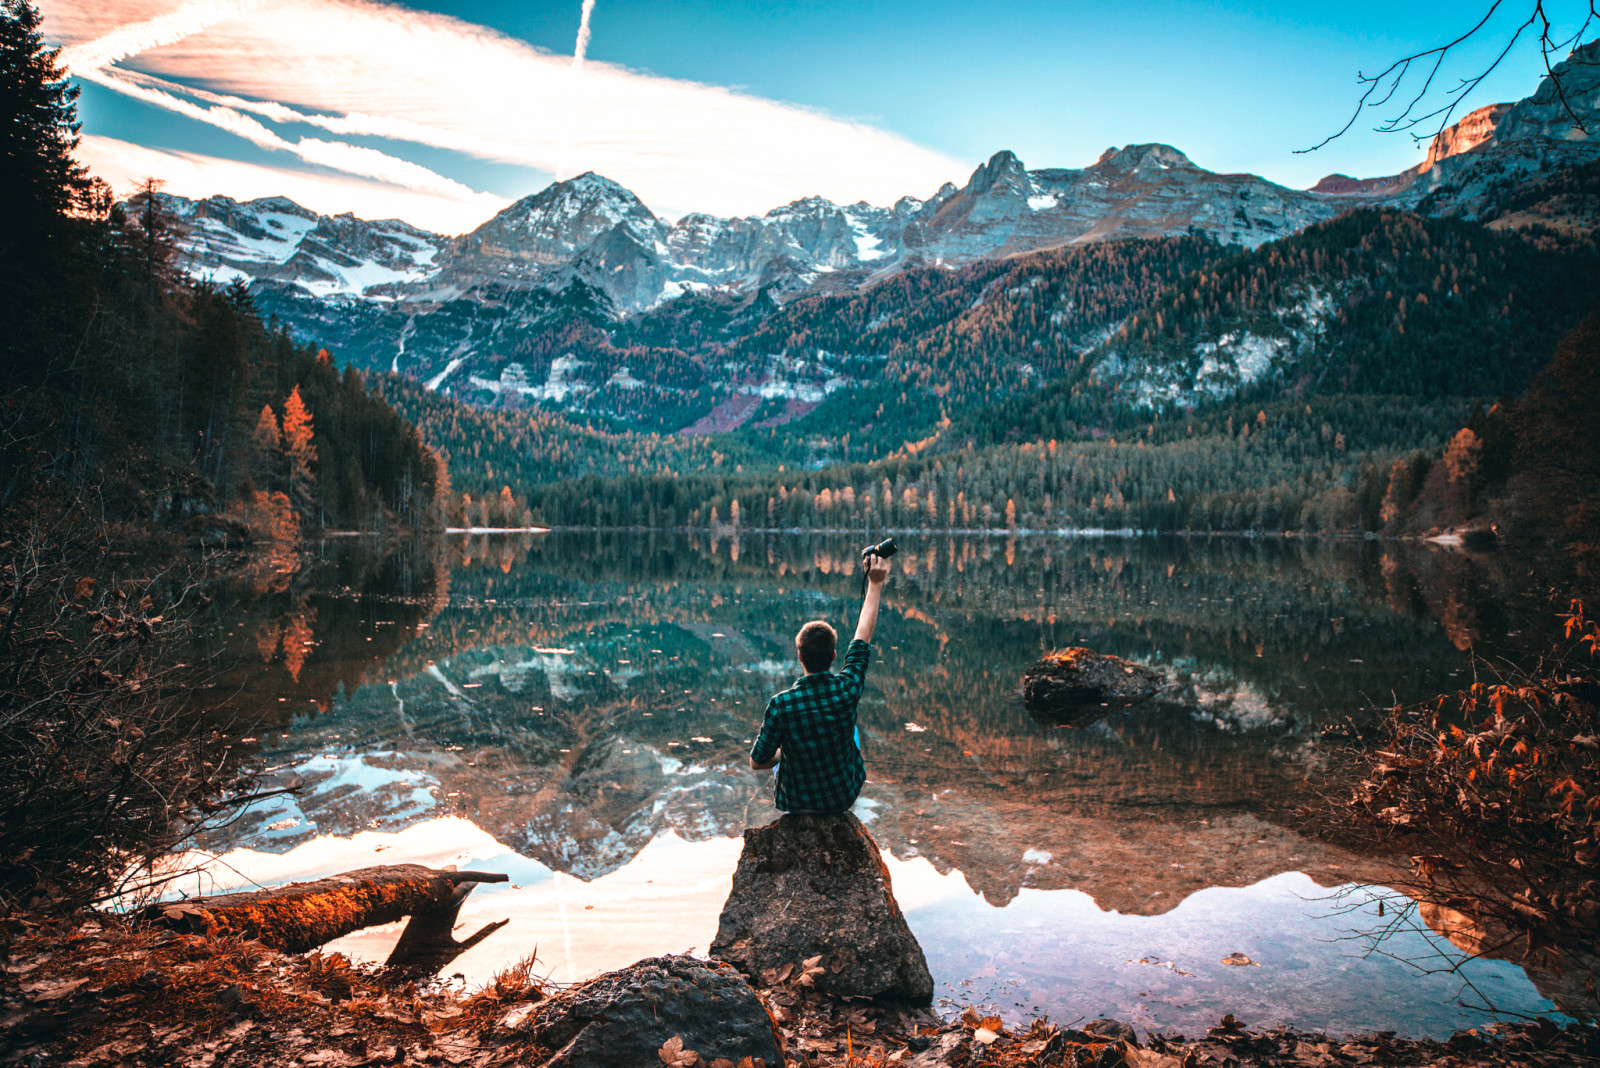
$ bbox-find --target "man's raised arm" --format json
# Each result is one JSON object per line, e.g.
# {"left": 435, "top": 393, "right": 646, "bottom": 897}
{"left": 854, "top": 553, "right": 891, "bottom": 644}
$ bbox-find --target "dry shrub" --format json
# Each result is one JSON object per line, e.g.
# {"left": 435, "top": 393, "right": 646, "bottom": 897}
{"left": 225, "top": 488, "right": 298, "bottom": 544}
{"left": 0, "top": 530, "right": 247, "bottom": 910}
{"left": 1331, "top": 597, "right": 1600, "bottom": 980}
{"left": 462, "top": 952, "right": 546, "bottom": 1018}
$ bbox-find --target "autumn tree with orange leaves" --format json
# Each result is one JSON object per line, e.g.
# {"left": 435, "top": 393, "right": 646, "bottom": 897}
{"left": 281, "top": 385, "right": 317, "bottom": 524}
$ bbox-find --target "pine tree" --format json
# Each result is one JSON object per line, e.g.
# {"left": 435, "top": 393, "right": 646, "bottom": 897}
{"left": 0, "top": 0, "right": 107, "bottom": 381}
{"left": 0, "top": 1, "right": 100, "bottom": 245}
{"left": 250, "top": 403, "right": 281, "bottom": 487}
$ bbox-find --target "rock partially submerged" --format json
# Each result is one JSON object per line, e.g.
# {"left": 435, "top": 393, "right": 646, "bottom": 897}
{"left": 1022, "top": 646, "right": 1168, "bottom": 726}
{"left": 711, "top": 813, "right": 934, "bottom": 1004}
{"left": 514, "top": 954, "right": 782, "bottom": 1068}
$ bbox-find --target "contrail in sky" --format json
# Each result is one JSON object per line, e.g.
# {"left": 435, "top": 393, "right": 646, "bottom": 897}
{"left": 555, "top": 0, "right": 597, "bottom": 182}
{"left": 60, "top": 0, "right": 265, "bottom": 73}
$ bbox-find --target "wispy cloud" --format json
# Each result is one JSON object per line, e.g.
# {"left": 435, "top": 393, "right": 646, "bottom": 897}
{"left": 43, "top": 0, "right": 966, "bottom": 231}
{"left": 80, "top": 135, "right": 505, "bottom": 233}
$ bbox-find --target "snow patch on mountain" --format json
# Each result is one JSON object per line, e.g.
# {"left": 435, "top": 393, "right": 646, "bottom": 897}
{"left": 1097, "top": 286, "right": 1341, "bottom": 409}
{"left": 468, "top": 355, "right": 593, "bottom": 403}
{"left": 425, "top": 355, "right": 467, "bottom": 391}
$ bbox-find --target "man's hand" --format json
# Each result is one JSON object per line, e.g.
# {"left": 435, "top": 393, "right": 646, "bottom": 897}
{"left": 855, "top": 553, "right": 890, "bottom": 643}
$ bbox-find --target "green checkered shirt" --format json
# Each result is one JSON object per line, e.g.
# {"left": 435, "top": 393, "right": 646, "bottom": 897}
{"left": 752, "top": 638, "right": 872, "bottom": 813}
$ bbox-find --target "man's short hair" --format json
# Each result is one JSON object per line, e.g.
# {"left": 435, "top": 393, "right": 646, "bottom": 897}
{"left": 795, "top": 620, "right": 837, "bottom": 673}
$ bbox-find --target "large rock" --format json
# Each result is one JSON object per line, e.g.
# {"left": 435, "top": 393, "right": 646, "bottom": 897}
{"left": 711, "top": 813, "right": 934, "bottom": 1003}
{"left": 516, "top": 954, "right": 781, "bottom": 1068}
{"left": 1022, "top": 647, "right": 1168, "bottom": 726}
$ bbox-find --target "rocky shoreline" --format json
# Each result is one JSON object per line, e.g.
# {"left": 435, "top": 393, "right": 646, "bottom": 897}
{"left": 4, "top": 915, "right": 1597, "bottom": 1068}
{"left": 4, "top": 814, "right": 1597, "bottom": 1067}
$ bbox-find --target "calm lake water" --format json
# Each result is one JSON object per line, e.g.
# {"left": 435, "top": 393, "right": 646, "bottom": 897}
{"left": 185, "top": 531, "right": 1584, "bottom": 1038}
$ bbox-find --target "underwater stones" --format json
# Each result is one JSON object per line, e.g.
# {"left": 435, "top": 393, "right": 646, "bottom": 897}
{"left": 516, "top": 954, "right": 781, "bottom": 1068}
{"left": 1021, "top": 647, "right": 1169, "bottom": 726}
{"left": 711, "top": 813, "right": 934, "bottom": 1003}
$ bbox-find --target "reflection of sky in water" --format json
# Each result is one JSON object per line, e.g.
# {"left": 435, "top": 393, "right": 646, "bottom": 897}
{"left": 179, "top": 817, "right": 1559, "bottom": 1039}
{"left": 906, "top": 870, "right": 1555, "bottom": 1037}
{"left": 204, "top": 533, "right": 1570, "bottom": 1036}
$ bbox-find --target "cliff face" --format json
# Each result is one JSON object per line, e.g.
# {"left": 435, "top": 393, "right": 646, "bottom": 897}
{"left": 1421, "top": 102, "right": 1512, "bottom": 170}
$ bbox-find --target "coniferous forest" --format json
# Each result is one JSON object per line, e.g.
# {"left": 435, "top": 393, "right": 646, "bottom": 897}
{"left": 0, "top": 4, "right": 447, "bottom": 542}
{"left": 374, "top": 206, "right": 1600, "bottom": 543}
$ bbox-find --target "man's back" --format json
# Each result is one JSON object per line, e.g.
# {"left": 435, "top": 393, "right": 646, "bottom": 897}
{"left": 752, "top": 638, "right": 871, "bottom": 812}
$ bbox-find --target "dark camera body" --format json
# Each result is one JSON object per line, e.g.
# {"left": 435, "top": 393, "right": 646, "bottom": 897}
{"left": 862, "top": 537, "right": 898, "bottom": 560}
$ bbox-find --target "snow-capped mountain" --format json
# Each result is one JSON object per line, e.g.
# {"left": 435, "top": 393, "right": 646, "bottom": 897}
{"left": 169, "top": 144, "right": 1358, "bottom": 318}
{"left": 164, "top": 193, "right": 446, "bottom": 299}
{"left": 910, "top": 143, "right": 1346, "bottom": 261}
{"left": 150, "top": 38, "right": 1600, "bottom": 434}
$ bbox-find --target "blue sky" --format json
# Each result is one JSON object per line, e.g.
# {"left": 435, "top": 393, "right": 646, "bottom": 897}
{"left": 43, "top": 0, "right": 1592, "bottom": 233}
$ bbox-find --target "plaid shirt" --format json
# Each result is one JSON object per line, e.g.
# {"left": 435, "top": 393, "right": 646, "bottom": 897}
{"left": 752, "top": 638, "right": 872, "bottom": 813}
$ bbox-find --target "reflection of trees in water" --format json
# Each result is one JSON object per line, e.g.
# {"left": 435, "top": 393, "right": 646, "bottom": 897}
{"left": 380, "top": 532, "right": 1491, "bottom": 736}
{"left": 1313, "top": 600, "right": 1600, "bottom": 1022}
{"left": 199, "top": 538, "right": 454, "bottom": 733}
{"left": 207, "top": 533, "right": 1591, "bottom": 943}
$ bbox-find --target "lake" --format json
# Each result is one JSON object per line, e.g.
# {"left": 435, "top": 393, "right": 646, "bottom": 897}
{"left": 182, "top": 530, "right": 1583, "bottom": 1038}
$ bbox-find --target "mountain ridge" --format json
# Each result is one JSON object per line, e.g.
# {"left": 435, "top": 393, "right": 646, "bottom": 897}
{"left": 143, "top": 40, "right": 1600, "bottom": 442}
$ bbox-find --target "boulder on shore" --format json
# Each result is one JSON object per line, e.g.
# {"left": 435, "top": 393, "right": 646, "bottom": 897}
{"left": 711, "top": 813, "right": 934, "bottom": 1004}
{"left": 1021, "top": 646, "right": 1168, "bottom": 726}
{"left": 513, "top": 954, "right": 782, "bottom": 1068}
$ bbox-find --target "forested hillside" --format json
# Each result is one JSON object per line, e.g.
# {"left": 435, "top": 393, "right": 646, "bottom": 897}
{"left": 0, "top": 12, "right": 446, "bottom": 540}
{"left": 725, "top": 235, "right": 1229, "bottom": 462}
{"left": 375, "top": 202, "right": 1598, "bottom": 537}
{"left": 521, "top": 394, "right": 1471, "bottom": 533}
{"left": 942, "top": 210, "right": 1600, "bottom": 449}
{"left": 377, "top": 371, "right": 749, "bottom": 494}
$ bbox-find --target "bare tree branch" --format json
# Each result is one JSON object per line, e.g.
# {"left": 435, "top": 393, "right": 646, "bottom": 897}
{"left": 1301, "top": 1, "right": 1600, "bottom": 154}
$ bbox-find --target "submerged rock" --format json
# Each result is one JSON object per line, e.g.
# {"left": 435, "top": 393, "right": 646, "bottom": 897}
{"left": 1022, "top": 647, "right": 1168, "bottom": 725}
{"left": 516, "top": 954, "right": 781, "bottom": 1068}
{"left": 711, "top": 813, "right": 934, "bottom": 1003}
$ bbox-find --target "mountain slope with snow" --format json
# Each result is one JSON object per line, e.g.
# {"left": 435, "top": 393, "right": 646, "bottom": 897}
{"left": 150, "top": 41, "right": 1600, "bottom": 440}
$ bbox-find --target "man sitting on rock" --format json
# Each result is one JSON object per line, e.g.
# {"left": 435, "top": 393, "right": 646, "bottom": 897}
{"left": 749, "top": 551, "right": 891, "bottom": 813}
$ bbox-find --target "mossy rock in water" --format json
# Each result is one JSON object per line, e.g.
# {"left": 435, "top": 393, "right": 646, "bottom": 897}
{"left": 1022, "top": 647, "right": 1168, "bottom": 726}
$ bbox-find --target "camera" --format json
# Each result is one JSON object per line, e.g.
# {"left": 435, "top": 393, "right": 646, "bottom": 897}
{"left": 861, "top": 537, "right": 898, "bottom": 561}
{"left": 858, "top": 537, "right": 897, "bottom": 594}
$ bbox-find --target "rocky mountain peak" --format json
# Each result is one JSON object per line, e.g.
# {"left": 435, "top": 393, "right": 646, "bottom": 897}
{"left": 437, "top": 170, "right": 667, "bottom": 291}
{"left": 1493, "top": 38, "right": 1600, "bottom": 144}
{"left": 1093, "top": 143, "right": 1195, "bottom": 173}
{"left": 965, "top": 150, "right": 1030, "bottom": 196}
{"left": 497, "top": 171, "right": 657, "bottom": 232}
{"left": 765, "top": 195, "right": 844, "bottom": 222}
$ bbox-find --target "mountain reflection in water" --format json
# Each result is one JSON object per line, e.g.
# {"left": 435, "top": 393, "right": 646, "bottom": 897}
{"left": 194, "top": 531, "right": 1572, "bottom": 1037}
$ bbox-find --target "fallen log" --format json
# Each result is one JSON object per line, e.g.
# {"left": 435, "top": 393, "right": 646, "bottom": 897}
{"left": 145, "top": 864, "right": 508, "bottom": 954}
{"left": 1021, "top": 646, "right": 1169, "bottom": 726}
